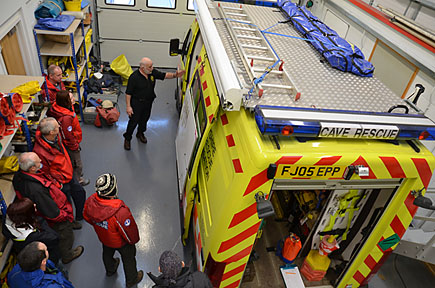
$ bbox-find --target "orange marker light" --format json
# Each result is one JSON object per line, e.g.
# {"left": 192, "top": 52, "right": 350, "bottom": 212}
{"left": 281, "top": 125, "right": 294, "bottom": 136}
{"left": 419, "top": 131, "right": 429, "bottom": 140}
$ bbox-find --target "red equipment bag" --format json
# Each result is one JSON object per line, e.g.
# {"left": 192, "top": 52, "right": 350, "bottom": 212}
{"left": 94, "top": 106, "right": 120, "bottom": 127}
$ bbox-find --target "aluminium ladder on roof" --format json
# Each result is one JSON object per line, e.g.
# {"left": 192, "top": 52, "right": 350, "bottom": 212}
{"left": 217, "top": 3, "right": 300, "bottom": 101}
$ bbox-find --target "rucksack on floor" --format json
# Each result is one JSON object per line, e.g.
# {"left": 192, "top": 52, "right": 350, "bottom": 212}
{"left": 94, "top": 106, "right": 120, "bottom": 127}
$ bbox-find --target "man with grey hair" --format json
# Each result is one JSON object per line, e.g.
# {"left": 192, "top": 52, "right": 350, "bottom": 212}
{"left": 33, "top": 117, "right": 86, "bottom": 223}
{"left": 41, "top": 64, "right": 66, "bottom": 103}
{"left": 13, "top": 153, "right": 84, "bottom": 264}
{"left": 123, "top": 57, "right": 185, "bottom": 150}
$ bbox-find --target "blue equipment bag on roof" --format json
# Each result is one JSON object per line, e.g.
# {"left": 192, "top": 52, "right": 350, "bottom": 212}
{"left": 34, "top": 0, "right": 64, "bottom": 19}
{"left": 34, "top": 15, "right": 75, "bottom": 31}
{"left": 277, "top": 0, "right": 374, "bottom": 77}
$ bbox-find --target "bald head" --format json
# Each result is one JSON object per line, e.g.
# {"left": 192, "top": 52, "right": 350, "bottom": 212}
{"left": 18, "top": 152, "right": 41, "bottom": 172}
{"left": 139, "top": 57, "right": 153, "bottom": 74}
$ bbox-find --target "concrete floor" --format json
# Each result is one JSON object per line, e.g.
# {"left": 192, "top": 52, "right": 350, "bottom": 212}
{"left": 67, "top": 73, "right": 184, "bottom": 288}
{"left": 66, "top": 74, "right": 434, "bottom": 287}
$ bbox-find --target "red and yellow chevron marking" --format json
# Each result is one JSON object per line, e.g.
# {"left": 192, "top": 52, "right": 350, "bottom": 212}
{"left": 221, "top": 113, "right": 244, "bottom": 174}
{"left": 211, "top": 151, "right": 433, "bottom": 288}
{"left": 193, "top": 205, "right": 203, "bottom": 271}
{"left": 340, "top": 156, "right": 434, "bottom": 288}
{"left": 221, "top": 114, "right": 229, "bottom": 126}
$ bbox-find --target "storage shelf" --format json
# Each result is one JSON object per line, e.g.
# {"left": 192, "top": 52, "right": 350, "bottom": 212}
{"left": 34, "top": 14, "right": 91, "bottom": 122}
{"left": 0, "top": 174, "right": 15, "bottom": 206}
{"left": 0, "top": 75, "right": 44, "bottom": 93}
{"left": 0, "top": 240, "right": 13, "bottom": 273}
{"left": 0, "top": 102, "right": 31, "bottom": 158}
{"left": 0, "top": 75, "right": 43, "bottom": 273}
{"left": 34, "top": 19, "right": 81, "bottom": 36}
{"left": 0, "top": 76, "right": 43, "bottom": 159}
{"left": 39, "top": 34, "right": 84, "bottom": 56}
{"left": 65, "top": 43, "right": 93, "bottom": 82}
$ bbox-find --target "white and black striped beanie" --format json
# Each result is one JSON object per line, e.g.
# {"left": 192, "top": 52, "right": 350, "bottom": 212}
{"left": 95, "top": 173, "right": 117, "bottom": 198}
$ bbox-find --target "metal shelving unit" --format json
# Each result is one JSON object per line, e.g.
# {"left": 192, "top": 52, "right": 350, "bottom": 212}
{"left": 0, "top": 75, "right": 44, "bottom": 273}
{"left": 33, "top": 5, "right": 93, "bottom": 121}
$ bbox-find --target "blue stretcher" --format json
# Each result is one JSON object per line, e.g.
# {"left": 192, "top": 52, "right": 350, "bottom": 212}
{"left": 277, "top": 0, "right": 374, "bottom": 77}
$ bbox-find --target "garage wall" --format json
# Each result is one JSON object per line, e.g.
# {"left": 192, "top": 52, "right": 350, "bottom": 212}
{"left": 0, "top": 0, "right": 41, "bottom": 76}
{"left": 95, "top": 0, "right": 195, "bottom": 68}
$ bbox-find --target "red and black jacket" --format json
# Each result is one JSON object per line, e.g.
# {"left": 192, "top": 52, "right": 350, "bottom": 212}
{"left": 12, "top": 170, "right": 73, "bottom": 225}
{"left": 33, "top": 130, "right": 73, "bottom": 184}
{"left": 48, "top": 103, "right": 82, "bottom": 151}
{"left": 83, "top": 193, "right": 140, "bottom": 248}
{"left": 40, "top": 75, "right": 65, "bottom": 103}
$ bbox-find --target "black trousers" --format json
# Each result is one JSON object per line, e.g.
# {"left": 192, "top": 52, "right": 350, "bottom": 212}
{"left": 61, "top": 178, "right": 86, "bottom": 221}
{"left": 103, "top": 243, "right": 138, "bottom": 284}
{"left": 123, "top": 98, "right": 153, "bottom": 141}
{"left": 52, "top": 221, "right": 74, "bottom": 261}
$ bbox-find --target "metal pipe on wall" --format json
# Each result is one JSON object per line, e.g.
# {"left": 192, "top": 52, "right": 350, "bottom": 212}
{"left": 378, "top": 5, "right": 435, "bottom": 44}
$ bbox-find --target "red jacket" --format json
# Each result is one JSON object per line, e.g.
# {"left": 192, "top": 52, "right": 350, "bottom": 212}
{"left": 48, "top": 103, "right": 82, "bottom": 151}
{"left": 33, "top": 130, "right": 73, "bottom": 184}
{"left": 40, "top": 75, "right": 65, "bottom": 103}
{"left": 83, "top": 194, "right": 140, "bottom": 248}
{"left": 13, "top": 170, "right": 74, "bottom": 225}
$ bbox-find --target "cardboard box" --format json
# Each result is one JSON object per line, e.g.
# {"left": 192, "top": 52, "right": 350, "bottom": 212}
{"left": 83, "top": 13, "right": 92, "bottom": 25}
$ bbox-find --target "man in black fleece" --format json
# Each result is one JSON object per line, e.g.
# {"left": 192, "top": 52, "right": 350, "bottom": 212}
{"left": 148, "top": 250, "right": 212, "bottom": 288}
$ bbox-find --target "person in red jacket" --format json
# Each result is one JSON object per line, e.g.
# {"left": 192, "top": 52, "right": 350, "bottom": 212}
{"left": 83, "top": 174, "right": 143, "bottom": 288}
{"left": 33, "top": 117, "right": 86, "bottom": 222}
{"left": 48, "top": 90, "right": 89, "bottom": 186}
{"left": 41, "top": 65, "right": 66, "bottom": 103}
{"left": 13, "top": 152, "right": 84, "bottom": 264}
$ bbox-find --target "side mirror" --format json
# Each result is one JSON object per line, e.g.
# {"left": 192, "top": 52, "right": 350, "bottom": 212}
{"left": 255, "top": 192, "right": 275, "bottom": 219}
{"left": 413, "top": 195, "right": 435, "bottom": 210}
{"left": 412, "top": 188, "right": 435, "bottom": 210}
{"left": 169, "top": 39, "right": 180, "bottom": 56}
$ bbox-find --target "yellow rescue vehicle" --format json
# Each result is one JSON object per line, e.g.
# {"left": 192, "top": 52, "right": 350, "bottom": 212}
{"left": 170, "top": 1, "right": 435, "bottom": 287}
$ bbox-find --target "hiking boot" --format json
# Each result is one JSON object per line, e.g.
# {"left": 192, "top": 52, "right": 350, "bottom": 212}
{"left": 62, "top": 246, "right": 84, "bottom": 264}
{"left": 126, "top": 270, "right": 143, "bottom": 288}
{"left": 106, "top": 257, "right": 120, "bottom": 277}
{"left": 79, "top": 178, "right": 90, "bottom": 186}
{"left": 136, "top": 133, "right": 147, "bottom": 144}
{"left": 124, "top": 139, "right": 131, "bottom": 150}
{"left": 72, "top": 220, "right": 82, "bottom": 230}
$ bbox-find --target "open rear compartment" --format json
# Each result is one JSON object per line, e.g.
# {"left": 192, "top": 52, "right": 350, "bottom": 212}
{"left": 241, "top": 179, "right": 402, "bottom": 287}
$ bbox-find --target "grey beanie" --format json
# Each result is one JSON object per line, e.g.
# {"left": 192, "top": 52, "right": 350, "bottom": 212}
{"left": 159, "top": 250, "right": 182, "bottom": 280}
{"left": 95, "top": 174, "right": 117, "bottom": 198}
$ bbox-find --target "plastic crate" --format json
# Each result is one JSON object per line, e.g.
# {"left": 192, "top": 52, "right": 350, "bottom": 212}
{"left": 83, "top": 105, "right": 97, "bottom": 124}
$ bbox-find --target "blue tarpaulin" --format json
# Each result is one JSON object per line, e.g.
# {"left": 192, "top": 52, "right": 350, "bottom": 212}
{"left": 82, "top": 0, "right": 91, "bottom": 9}
{"left": 34, "top": 15, "right": 75, "bottom": 31}
{"left": 277, "top": 0, "right": 374, "bottom": 77}
{"left": 34, "top": 0, "right": 64, "bottom": 19}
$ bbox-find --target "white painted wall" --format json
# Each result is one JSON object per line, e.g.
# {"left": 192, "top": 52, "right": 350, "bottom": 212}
{"left": 0, "top": 0, "right": 41, "bottom": 76}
